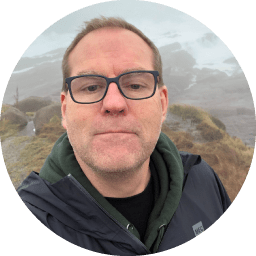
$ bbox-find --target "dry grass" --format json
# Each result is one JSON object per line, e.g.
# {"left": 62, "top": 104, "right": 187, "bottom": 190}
{"left": 196, "top": 122, "right": 224, "bottom": 141}
{"left": 209, "top": 115, "right": 226, "bottom": 131}
{"left": 0, "top": 119, "right": 19, "bottom": 141}
{"left": 169, "top": 104, "right": 226, "bottom": 132}
{"left": 0, "top": 104, "right": 18, "bottom": 141}
{"left": 18, "top": 137, "right": 56, "bottom": 174}
{"left": 37, "top": 115, "right": 66, "bottom": 142}
{"left": 26, "top": 112, "right": 35, "bottom": 117}
{"left": 169, "top": 104, "right": 204, "bottom": 123}
{"left": 15, "top": 115, "right": 66, "bottom": 175}
{"left": 2, "top": 115, "right": 66, "bottom": 187}
{"left": 1, "top": 104, "right": 11, "bottom": 114}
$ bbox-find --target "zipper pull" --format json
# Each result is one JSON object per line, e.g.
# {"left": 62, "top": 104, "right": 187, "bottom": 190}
{"left": 152, "top": 224, "right": 166, "bottom": 253}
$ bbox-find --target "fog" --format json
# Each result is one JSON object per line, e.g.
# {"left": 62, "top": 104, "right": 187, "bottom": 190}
{"left": 20, "top": 1, "right": 233, "bottom": 73}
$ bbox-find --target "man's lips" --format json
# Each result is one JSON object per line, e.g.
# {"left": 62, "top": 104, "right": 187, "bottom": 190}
{"left": 95, "top": 130, "right": 136, "bottom": 135}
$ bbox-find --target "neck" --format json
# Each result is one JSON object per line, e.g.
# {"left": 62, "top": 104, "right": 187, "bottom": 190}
{"left": 75, "top": 154, "right": 151, "bottom": 198}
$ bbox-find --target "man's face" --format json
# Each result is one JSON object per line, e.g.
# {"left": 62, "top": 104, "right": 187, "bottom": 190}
{"left": 61, "top": 28, "right": 168, "bottom": 175}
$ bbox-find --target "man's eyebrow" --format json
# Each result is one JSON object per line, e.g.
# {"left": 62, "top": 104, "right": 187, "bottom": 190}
{"left": 76, "top": 70, "right": 105, "bottom": 76}
{"left": 121, "top": 67, "right": 148, "bottom": 74}
{"left": 76, "top": 67, "right": 149, "bottom": 77}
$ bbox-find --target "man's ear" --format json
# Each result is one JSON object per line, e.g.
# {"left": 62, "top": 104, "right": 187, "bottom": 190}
{"left": 159, "top": 85, "right": 168, "bottom": 123}
{"left": 60, "top": 92, "right": 67, "bottom": 130}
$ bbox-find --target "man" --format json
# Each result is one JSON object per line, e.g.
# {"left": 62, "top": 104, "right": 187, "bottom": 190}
{"left": 18, "top": 17, "right": 231, "bottom": 255}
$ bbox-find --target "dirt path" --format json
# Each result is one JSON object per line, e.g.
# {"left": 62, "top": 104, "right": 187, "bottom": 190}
{"left": 1, "top": 136, "right": 33, "bottom": 189}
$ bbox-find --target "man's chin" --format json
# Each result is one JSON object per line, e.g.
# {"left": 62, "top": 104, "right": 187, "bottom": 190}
{"left": 93, "top": 165, "right": 136, "bottom": 177}
{"left": 93, "top": 133, "right": 139, "bottom": 149}
{"left": 92, "top": 138, "right": 142, "bottom": 160}
{"left": 85, "top": 151, "right": 147, "bottom": 177}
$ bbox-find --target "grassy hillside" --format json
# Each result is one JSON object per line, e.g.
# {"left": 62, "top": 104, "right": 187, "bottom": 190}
{"left": 2, "top": 115, "right": 66, "bottom": 184}
{"left": 166, "top": 104, "right": 254, "bottom": 201}
{"left": 0, "top": 118, "right": 19, "bottom": 140}
{"left": 0, "top": 105, "right": 19, "bottom": 140}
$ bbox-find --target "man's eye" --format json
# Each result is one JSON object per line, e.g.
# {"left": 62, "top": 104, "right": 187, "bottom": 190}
{"left": 130, "top": 84, "right": 141, "bottom": 90}
{"left": 86, "top": 85, "right": 98, "bottom": 92}
{"left": 79, "top": 85, "right": 99, "bottom": 92}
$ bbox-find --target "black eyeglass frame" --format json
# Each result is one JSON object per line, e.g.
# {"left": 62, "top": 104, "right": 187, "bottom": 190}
{"left": 65, "top": 70, "right": 160, "bottom": 104}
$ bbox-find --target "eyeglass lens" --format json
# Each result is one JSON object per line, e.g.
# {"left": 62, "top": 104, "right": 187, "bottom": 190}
{"left": 70, "top": 72, "right": 155, "bottom": 103}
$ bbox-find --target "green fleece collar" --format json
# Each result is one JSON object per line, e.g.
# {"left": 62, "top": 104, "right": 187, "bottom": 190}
{"left": 145, "top": 132, "right": 184, "bottom": 251}
{"left": 39, "top": 132, "right": 184, "bottom": 252}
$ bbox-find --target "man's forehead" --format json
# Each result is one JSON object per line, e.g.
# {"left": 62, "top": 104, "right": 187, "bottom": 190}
{"left": 81, "top": 26, "right": 138, "bottom": 40}
{"left": 72, "top": 27, "right": 152, "bottom": 55}
{"left": 68, "top": 27, "right": 154, "bottom": 77}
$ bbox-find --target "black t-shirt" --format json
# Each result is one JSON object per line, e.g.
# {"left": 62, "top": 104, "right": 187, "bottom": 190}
{"left": 105, "top": 176, "right": 154, "bottom": 241}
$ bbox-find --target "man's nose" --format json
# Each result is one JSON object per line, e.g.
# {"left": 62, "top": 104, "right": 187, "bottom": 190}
{"left": 100, "top": 82, "right": 128, "bottom": 115}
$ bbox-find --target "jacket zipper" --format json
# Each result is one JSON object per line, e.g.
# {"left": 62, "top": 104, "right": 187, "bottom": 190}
{"left": 67, "top": 174, "right": 151, "bottom": 254}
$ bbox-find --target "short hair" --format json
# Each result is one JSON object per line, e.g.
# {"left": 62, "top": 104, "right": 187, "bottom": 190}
{"left": 61, "top": 16, "right": 164, "bottom": 92}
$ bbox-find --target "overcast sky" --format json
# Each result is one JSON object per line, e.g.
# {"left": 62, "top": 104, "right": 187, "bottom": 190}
{"left": 21, "top": 0, "right": 234, "bottom": 73}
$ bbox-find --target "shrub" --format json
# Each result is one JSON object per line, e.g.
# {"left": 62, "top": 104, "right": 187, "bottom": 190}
{"left": 209, "top": 115, "right": 226, "bottom": 131}
{"left": 169, "top": 104, "right": 203, "bottom": 123}
{"left": 196, "top": 122, "right": 223, "bottom": 141}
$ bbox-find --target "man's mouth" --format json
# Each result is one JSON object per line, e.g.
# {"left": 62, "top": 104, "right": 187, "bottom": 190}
{"left": 96, "top": 130, "right": 136, "bottom": 135}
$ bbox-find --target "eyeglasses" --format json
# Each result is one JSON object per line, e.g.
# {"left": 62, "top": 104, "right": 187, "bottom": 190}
{"left": 65, "top": 70, "right": 159, "bottom": 104}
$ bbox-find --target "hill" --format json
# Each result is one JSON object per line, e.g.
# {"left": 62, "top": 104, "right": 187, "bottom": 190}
{"left": 164, "top": 104, "right": 254, "bottom": 201}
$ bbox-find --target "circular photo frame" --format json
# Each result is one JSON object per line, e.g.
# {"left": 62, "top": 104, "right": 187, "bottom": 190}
{"left": 1, "top": 1, "right": 255, "bottom": 256}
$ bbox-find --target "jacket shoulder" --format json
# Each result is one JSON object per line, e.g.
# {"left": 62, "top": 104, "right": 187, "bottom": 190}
{"left": 158, "top": 151, "right": 231, "bottom": 251}
{"left": 179, "top": 151, "right": 231, "bottom": 210}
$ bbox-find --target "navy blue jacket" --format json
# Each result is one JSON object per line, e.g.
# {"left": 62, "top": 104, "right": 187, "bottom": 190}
{"left": 18, "top": 151, "right": 231, "bottom": 255}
